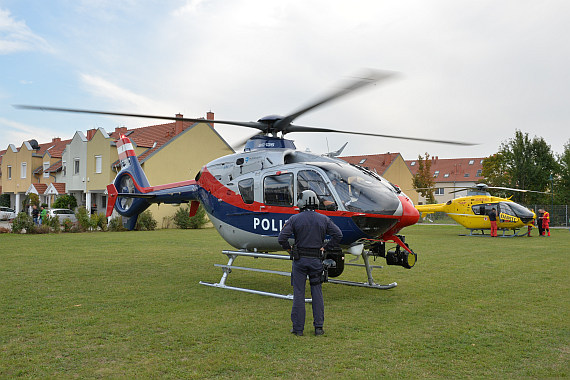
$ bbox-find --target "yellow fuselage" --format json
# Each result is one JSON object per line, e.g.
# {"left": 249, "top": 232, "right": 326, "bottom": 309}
{"left": 415, "top": 195, "right": 536, "bottom": 230}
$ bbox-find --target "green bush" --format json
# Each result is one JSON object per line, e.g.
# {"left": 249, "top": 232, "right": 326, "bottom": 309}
{"left": 108, "top": 216, "right": 126, "bottom": 232}
{"left": 47, "top": 215, "right": 61, "bottom": 233}
{"left": 173, "top": 204, "right": 208, "bottom": 229}
{"left": 0, "top": 194, "right": 10, "bottom": 208}
{"left": 91, "top": 213, "right": 108, "bottom": 231}
{"left": 75, "top": 207, "right": 90, "bottom": 231}
{"left": 53, "top": 194, "right": 78, "bottom": 210}
{"left": 62, "top": 219, "right": 73, "bottom": 233}
{"left": 11, "top": 212, "right": 34, "bottom": 234}
{"left": 136, "top": 210, "right": 157, "bottom": 231}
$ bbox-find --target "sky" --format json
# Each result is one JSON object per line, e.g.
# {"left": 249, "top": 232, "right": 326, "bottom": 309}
{"left": 1, "top": 0, "right": 569, "bottom": 161}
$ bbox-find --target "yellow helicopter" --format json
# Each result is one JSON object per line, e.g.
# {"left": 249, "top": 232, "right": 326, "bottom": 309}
{"left": 415, "top": 184, "right": 541, "bottom": 237}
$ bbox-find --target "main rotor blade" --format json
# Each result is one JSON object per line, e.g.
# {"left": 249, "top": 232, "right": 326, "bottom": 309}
{"left": 286, "top": 124, "right": 476, "bottom": 146}
{"left": 13, "top": 105, "right": 266, "bottom": 130}
{"left": 275, "top": 69, "right": 396, "bottom": 131}
{"left": 485, "top": 186, "right": 551, "bottom": 194}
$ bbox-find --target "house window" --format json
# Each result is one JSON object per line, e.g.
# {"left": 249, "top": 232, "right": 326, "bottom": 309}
{"left": 21, "top": 162, "right": 27, "bottom": 179}
{"left": 469, "top": 160, "right": 474, "bottom": 165}
{"left": 444, "top": 173, "right": 449, "bottom": 178}
{"left": 476, "top": 169, "right": 482, "bottom": 177}
{"left": 480, "top": 159, "right": 484, "bottom": 164}
{"left": 74, "top": 158, "right": 80, "bottom": 175}
{"left": 62, "top": 161, "right": 66, "bottom": 177}
{"left": 410, "top": 161, "right": 416, "bottom": 166}
{"left": 433, "top": 170, "right": 440, "bottom": 177}
{"left": 464, "top": 173, "right": 470, "bottom": 177}
{"left": 95, "top": 155, "right": 102, "bottom": 174}
{"left": 359, "top": 158, "right": 367, "bottom": 164}
{"left": 43, "top": 162, "right": 50, "bottom": 178}
{"left": 435, "top": 188, "right": 444, "bottom": 195}
{"left": 7, "top": 165, "right": 11, "bottom": 180}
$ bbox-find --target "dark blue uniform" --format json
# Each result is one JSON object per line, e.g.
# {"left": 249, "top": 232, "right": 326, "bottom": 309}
{"left": 278, "top": 210, "right": 342, "bottom": 335}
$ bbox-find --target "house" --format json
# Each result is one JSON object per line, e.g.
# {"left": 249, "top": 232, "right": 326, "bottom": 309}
{"left": 0, "top": 112, "right": 234, "bottom": 226}
{"left": 339, "top": 153, "right": 419, "bottom": 204}
{"left": 0, "top": 137, "right": 69, "bottom": 212}
{"left": 405, "top": 156, "right": 486, "bottom": 204}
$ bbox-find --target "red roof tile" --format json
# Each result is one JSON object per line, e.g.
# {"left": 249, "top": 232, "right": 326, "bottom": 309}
{"left": 405, "top": 157, "right": 486, "bottom": 183}
{"left": 30, "top": 183, "right": 48, "bottom": 194}
{"left": 339, "top": 153, "right": 401, "bottom": 175}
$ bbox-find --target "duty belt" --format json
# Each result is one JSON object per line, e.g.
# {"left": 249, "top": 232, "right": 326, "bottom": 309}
{"left": 297, "top": 248, "right": 323, "bottom": 258}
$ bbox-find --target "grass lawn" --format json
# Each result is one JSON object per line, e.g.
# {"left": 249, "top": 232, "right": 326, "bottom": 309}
{"left": 1, "top": 225, "right": 568, "bottom": 378}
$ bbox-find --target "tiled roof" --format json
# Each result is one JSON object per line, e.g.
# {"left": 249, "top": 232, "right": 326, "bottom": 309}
{"left": 30, "top": 183, "right": 48, "bottom": 194}
{"left": 108, "top": 117, "right": 213, "bottom": 164}
{"left": 405, "top": 156, "right": 486, "bottom": 183}
{"left": 52, "top": 183, "right": 66, "bottom": 194}
{"left": 35, "top": 138, "right": 72, "bottom": 158}
{"left": 339, "top": 153, "right": 401, "bottom": 175}
{"left": 45, "top": 160, "right": 63, "bottom": 173}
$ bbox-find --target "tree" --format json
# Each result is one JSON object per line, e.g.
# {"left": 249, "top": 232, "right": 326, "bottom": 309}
{"left": 53, "top": 194, "right": 78, "bottom": 210}
{"left": 555, "top": 140, "right": 570, "bottom": 203}
{"left": 486, "top": 130, "right": 557, "bottom": 203}
{"left": 412, "top": 153, "right": 435, "bottom": 204}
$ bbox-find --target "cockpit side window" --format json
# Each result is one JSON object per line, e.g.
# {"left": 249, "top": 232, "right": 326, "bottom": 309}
{"left": 238, "top": 178, "right": 255, "bottom": 204}
{"left": 264, "top": 173, "right": 294, "bottom": 207}
{"left": 297, "top": 170, "right": 337, "bottom": 211}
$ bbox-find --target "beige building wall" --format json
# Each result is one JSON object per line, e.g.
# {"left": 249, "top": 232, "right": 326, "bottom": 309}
{"left": 141, "top": 122, "right": 234, "bottom": 226}
{"left": 381, "top": 155, "right": 420, "bottom": 205}
{"left": 86, "top": 129, "right": 117, "bottom": 191}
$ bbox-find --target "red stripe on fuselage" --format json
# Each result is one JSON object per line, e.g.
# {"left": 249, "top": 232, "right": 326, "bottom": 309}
{"left": 197, "top": 166, "right": 401, "bottom": 220}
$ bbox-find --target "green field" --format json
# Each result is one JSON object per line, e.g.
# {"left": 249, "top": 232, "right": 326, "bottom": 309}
{"left": 1, "top": 226, "right": 568, "bottom": 378}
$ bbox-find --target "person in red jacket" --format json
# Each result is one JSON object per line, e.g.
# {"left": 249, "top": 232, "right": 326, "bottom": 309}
{"left": 540, "top": 209, "right": 551, "bottom": 237}
{"left": 489, "top": 207, "right": 498, "bottom": 237}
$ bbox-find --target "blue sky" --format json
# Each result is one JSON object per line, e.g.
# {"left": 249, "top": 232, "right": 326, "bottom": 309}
{"left": 1, "top": 0, "right": 569, "bottom": 161}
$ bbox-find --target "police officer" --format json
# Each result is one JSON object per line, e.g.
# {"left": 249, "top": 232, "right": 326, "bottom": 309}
{"left": 278, "top": 190, "right": 343, "bottom": 336}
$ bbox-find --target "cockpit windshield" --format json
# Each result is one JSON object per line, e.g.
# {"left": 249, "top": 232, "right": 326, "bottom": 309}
{"left": 313, "top": 162, "right": 401, "bottom": 215}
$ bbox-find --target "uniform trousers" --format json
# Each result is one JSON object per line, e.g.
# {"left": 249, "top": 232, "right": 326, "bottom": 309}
{"left": 291, "top": 257, "right": 324, "bottom": 333}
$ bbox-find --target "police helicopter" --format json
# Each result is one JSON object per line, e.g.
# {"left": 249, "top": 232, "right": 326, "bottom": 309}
{"left": 17, "top": 70, "right": 475, "bottom": 299}
{"left": 415, "top": 183, "right": 546, "bottom": 237}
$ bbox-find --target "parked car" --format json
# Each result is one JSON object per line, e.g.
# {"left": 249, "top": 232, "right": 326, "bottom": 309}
{"left": 46, "top": 208, "right": 78, "bottom": 223}
{"left": 0, "top": 206, "right": 16, "bottom": 221}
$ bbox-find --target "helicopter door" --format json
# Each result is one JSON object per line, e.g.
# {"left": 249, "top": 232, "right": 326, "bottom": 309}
{"left": 263, "top": 173, "right": 294, "bottom": 207}
{"left": 297, "top": 170, "right": 337, "bottom": 211}
{"left": 497, "top": 202, "right": 518, "bottom": 223}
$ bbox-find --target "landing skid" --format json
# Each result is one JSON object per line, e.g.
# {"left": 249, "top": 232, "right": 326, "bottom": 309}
{"left": 199, "top": 250, "right": 397, "bottom": 302}
{"left": 460, "top": 228, "right": 528, "bottom": 237}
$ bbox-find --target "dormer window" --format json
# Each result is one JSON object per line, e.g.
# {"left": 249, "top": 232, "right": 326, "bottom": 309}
{"left": 410, "top": 161, "right": 416, "bottom": 166}
{"left": 469, "top": 160, "right": 474, "bottom": 165}
{"left": 444, "top": 173, "right": 449, "bottom": 178}
{"left": 359, "top": 158, "right": 366, "bottom": 164}
{"left": 433, "top": 170, "right": 440, "bottom": 177}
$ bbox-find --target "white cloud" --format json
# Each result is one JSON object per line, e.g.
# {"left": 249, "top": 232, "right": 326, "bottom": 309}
{"left": 0, "top": 118, "right": 55, "bottom": 149}
{"left": 0, "top": 8, "right": 52, "bottom": 54}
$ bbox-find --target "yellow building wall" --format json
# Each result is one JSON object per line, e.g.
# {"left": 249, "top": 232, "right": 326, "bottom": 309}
{"left": 38, "top": 152, "right": 61, "bottom": 186}
{"left": 142, "top": 123, "right": 234, "bottom": 226}
{"left": 1, "top": 144, "right": 34, "bottom": 194}
{"left": 382, "top": 155, "right": 420, "bottom": 205}
{"left": 86, "top": 130, "right": 117, "bottom": 191}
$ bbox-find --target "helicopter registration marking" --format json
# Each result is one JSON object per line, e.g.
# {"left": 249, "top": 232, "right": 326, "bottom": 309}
{"left": 253, "top": 217, "right": 286, "bottom": 232}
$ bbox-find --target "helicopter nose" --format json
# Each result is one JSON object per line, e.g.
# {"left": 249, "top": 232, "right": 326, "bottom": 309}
{"left": 398, "top": 195, "right": 420, "bottom": 228}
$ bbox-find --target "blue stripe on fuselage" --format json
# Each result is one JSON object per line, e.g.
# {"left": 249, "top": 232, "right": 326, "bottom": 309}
{"left": 197, "top": 189, "right": 368, "bottom": 245}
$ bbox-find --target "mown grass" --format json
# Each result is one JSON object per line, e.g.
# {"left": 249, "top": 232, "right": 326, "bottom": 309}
{"left": 1, "top": 226, "right": 568, "bottom": 378}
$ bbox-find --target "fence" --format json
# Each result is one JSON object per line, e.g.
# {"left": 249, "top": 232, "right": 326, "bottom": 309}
{"left": 524, "top": 204, "right": 569, "bottom": 227}
{"left": 417, "top": 205, "right": 570, "bottom": 227}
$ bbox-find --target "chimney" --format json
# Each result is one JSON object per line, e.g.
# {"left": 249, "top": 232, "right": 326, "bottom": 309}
{"left": 86, "top": 128, "right": 96, "bottom": 140}
{"left": 207, "top": 111, "right": 215, "bottom": 128}
{"left": 115, "top": 126, "right": 128, "bottom": 137}
{"left": 175, "top": 113, "right": 183, "bottom": 135}
{"left": 52, "top": 137, "right": 61, "bottom": 143}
